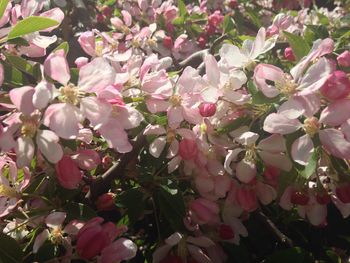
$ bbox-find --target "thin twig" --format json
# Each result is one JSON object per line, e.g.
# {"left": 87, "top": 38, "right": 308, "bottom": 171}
{"left": 255, "top": 210, "right": 294, "bottom": 247}
{"left": 86, "top": 134, "right": 146, "bottom": 202}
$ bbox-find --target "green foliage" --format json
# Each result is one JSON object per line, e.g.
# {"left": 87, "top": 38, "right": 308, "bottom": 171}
{"left": 0, "top": 0, "right": 9, "bottom": 20}
{"left": 116, "top": 187, "right": 145, "bottom": 225}
{"left": 0, "top": 232, "right": 24, "bottom": 263}
{"left": 155, "top": 185, "right": 186, "bottom": 231}
{"left": 283, "top": 31, "right": 310, "bottom": 61}
{"left": 8, "top": 16, "right": 59, "bottom": 40}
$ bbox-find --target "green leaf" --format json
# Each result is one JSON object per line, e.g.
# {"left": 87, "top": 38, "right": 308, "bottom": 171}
{"left": 299, "top": 148, "right": 319, "bottom": 179}
{"left": 223, "top": 15, "right": 235, "bottom": 33}
{"left": 246, "top": 8, "right": 261, "bottom": 28}
{"left": 5, "top": 53, "right": 35, "bottom": 75}
{"left": 54, "top": 42, "right": 69, "bottom": 55}
{"left": 155, "top": 185, "right": 185, "bottom": 231}
{"left": 2, "top": 62, "right": 24, "bottom": 86}
{"left": 8, "top": 16, "right": 59, "bottom": 40}
{"left": 172, "top": 16, "right": 185, "bottom": 26}
{"left": 65, "top": 202, "right": 97, "bottom": 221}
{"left": 7, "top": 37, "right": 29, "bottom": 46}
{"left": 34, "top": 241, "right": 61, "bottom": 262}
{"left": 283, "top": 31, "right": 310, "bottom": 61}
{"left": 306, "top": 25, "right": 329, "bottom": 40}
{"left": 317, "top": 12, "right": 329, "bottom": 26}
{"left": 0, "top": 232, "right": 24, "bottom": 263}
{"left": 117, "top": 188, "right": 145, "bottom": 225}
{"left": 216, "top": 116, "right": 251, "bottom": 135}
{"left": 178, "top": 0, "right": 187, "bottom": 17}
{"left": 265, "top": 247, "right": 313, "bottom": 263}
{"left": 0, "top": 0, "right": 9, "bottom": 20}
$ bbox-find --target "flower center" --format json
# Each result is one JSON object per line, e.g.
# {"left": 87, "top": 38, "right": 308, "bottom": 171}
{"left": 59, "top": 84, "right": 82, "bottom": 105}
{"left": 245, "top": 144, "right": 257, "bottom": 162}
{"left": 169, "top": 95, "right": 182, "bottom": 106}
{"left": 303, "top": 117, "right": 320, "bottom": 137}
{"left": 20, "top": 115, "right": 39, "bottom": 138}
{"left": 50, "top": 227, "right": 64, "bottom": 245}
{"left": 245, "top": 60, "right": 257, "bottom": 71}
{"left": 95, "top": 41, "right": 104, "bottom": 57}
{"left": 125, "top": 76, "right": 140, "bottom": 89}
{"left": 147, "top": 38, "right": 157, "bottom": 47}
{"left": 166, "top": 129, "right": 176, "bottom": 143}
{"left": 276, "top": 74, "right": 297, "bottom": 96}
{"left": 0, "top": 184, "right": 17, "bottom": 198}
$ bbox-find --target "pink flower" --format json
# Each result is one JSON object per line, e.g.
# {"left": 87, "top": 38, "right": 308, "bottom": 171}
{"left": 201, "top": 54, "right": 249, "bottom": 105}
{"left": 224, "top": 132, "right": 292, "bottom": 183}
{"left": 189, "top": 198, "right": 220, "bottom": 225}
{"left": 0, "top": 156, "right": 30, "bottom": 218}
{"left": 153, "top": 232, "right": 215, "bottom": 263}
{"left": 72, "top": 149, "right": 101, "bottom": 170}
{"left": 219, "top": 28, "right": 277, "bottom": 69}
{"left": 43, "top": 50, "right": 116, "bottom": 140}
{"left": 179, "top": 139, "right": 198, "bottom": 161}
{"left": 266, "top": 13, "right": 293, "bottom": 37}
{"left": 33, "top": 212, "right": 83, "bottom": 255}
{"left": 208, "top": 10, "right": 224, "bottom": 28}
{"left": 195, "top": 175, "right": 231, "bottom": 200}
{"left": 96, "top": 193, "right": 116, "bottom": 211}
{"left": 320, "top": 71, "right": 350, "bottom": 100}
{"left": 337, "top": 50, "right": 350, "bottom": 67}
{"left": 236, "top": 187, "right": 258, "bottom": 212}
{"left": 76, "top": 217, "right": 116, "bottom": 260}
{"left": 55, "top": 155, "right": 83, "bottom": 189}
{"left": 7, "top": 86, "right": 63, "bottom": 168}
{"left": 100, "top": 238, "right": 137, "bottom": 263}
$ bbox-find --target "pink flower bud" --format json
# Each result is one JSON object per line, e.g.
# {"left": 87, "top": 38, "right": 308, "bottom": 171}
{"left": 190, "top": 198, "right": 219, "bottom": 224}
{"left": 77, "top": 226, "right": 110, "bottom": 259}
{"left": 75, "top": 57, "right": 89, "bottom": 68}
{"left": 316, "top": 192, "right": 331, "bottom": 205}
{"left": 102, "top": 155, "right": 113, "bottom": 169}
{"left": 337, "top": 50, "right": 350, "bottom": 67}
{"left": 266, "top": 25, "right": 279, "bottom": 37}
{"left": 208, "top": 11, "right": 224, "bottom": 28}
{"left": 218, "top": 224, "right": 235, "bottom": 240}
{"left": 199, "top": 102, "right": 216, "bottom": 117}
{"left": 96, "top": 193, "right": 116, "bottom": 211}
{"left": 336, "top": 184, "right": 350, "bottom": 203}
{"left": 179, "top": 139, "right": 198, "bottom": 160}
{"left": 284, "top": 47, "right": 295, "bottom": 61}
{"left": 320, "top": 71, "right": 350, "bottom": 100}
{"left": 197, "top": 34, "right": 207, "bottom": 48}
{"left": 290, "top": 190, "right": 309, "bottom": 206}
{"left": 102, "top": 6, "right": 112, "bottom": 17}
{"left": 163, "top": 36, "right": 173, "bottom": 49}
{"left": 77, "top": 217, "right": 116, "bottom": 260}
{"left": 55, "top": 155, "right": 83, "bottom": 189}
{"left": 236, "top": 187, "right": 258, "bottom": 212}
{"left": 166, "top": 22, "right": 175, "bottom": 33}
{"left": 228, "top": 0, "right": 238, "bottom": 9}
{"left": 205, "top": 24, "right": 216, "bottom": 36}
{"left": 97, "top": 13, "right": 105, "bottom": 23}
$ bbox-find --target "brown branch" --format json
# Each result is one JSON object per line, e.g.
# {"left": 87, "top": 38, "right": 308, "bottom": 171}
{"left": 254, "top": 211, "right": 294, "bottom": 247}
{"left": 72, "top": 0, "right": 93, "bottom": 30}
{"left": 85, "top": 134, "right": 146, "bottom": 202}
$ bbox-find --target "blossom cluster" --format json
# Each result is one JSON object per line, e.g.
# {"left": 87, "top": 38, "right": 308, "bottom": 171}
{"left": 0, "top": 0, "right": 350, "bottom": 262}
